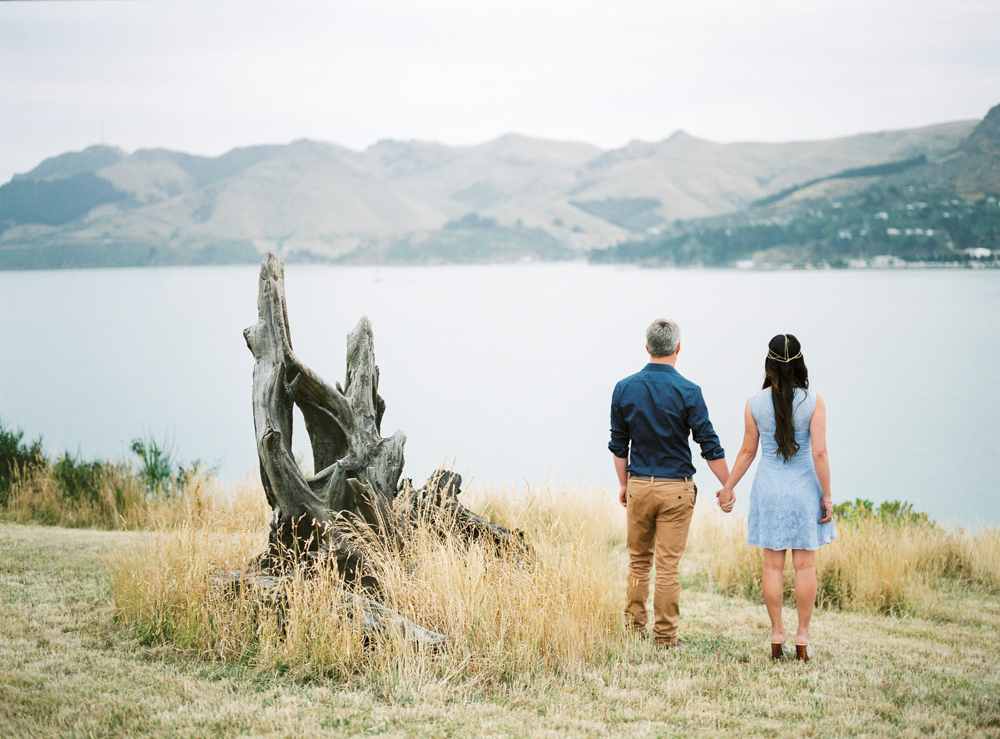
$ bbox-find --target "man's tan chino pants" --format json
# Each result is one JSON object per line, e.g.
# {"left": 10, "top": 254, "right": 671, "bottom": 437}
{"left": 625, "top": 476, "right": 697, "bottom": 645}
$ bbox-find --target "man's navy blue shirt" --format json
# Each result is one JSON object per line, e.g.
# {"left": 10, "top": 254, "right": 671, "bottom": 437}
{"left": 609, "top": 363, "right": 725, "bottom": 478}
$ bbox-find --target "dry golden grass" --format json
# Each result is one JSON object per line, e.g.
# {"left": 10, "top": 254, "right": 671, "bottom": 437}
{"left": 106, "top": 477, "right": 1000, "bottom": 711}
{"left": 109, "top": 484, "right": 629, "bottom": 692}
{"left": 3, "top": 463, "right": 149, "bottom": 530}
{"left": 3, "top": 513, "right": 1000, "bottom": 738}
{"left": 3, "top": 464, "right": 268, "bottom": 532}
{"left": 3, "top": 473, "right": 1000, "bottom": 735}
{"left": 690, "top": 505, "right": 1000, "bottom": 614}
{"left": 970, "top": 527, "right": 1000, "bottom": 586}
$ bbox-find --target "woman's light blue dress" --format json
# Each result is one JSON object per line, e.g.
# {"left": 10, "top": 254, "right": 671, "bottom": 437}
{"left": 747, "top": 388, "right": 836, "bottom": 551}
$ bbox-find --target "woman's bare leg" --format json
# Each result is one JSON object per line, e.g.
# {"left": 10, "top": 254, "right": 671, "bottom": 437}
{"left": 791, "top": 549, "right": 817, "bottom": 644}
{"left": 762, "top": 548, "right": 786, "bottom": 643}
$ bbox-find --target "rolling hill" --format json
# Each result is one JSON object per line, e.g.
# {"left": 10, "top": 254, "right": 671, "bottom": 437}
{"left": 0, "top": 111, "right": 988, "bottom": 268}
{"left": 594, "top": 104, "right": 1000, "bottom": 268}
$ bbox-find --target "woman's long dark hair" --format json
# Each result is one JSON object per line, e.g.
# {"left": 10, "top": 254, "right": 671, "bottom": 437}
{"left": 762, "top": 334, "right": 809, "bottom": 462}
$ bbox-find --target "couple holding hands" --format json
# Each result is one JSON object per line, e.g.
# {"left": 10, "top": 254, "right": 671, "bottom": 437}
{"left": 610, "top": 319, "right": 836, "bottom": 661}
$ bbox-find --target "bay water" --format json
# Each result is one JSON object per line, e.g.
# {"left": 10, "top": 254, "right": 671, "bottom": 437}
{"left": 1, "top": 263, "right": 997, "bottom": 525}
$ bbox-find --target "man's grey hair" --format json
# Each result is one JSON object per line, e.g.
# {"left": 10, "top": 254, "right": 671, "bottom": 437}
{"left": 646, "top": 319, "right": 681, "bottom": 357}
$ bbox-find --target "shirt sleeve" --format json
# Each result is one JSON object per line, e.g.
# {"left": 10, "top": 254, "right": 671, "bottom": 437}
{"left": 608, "top": 382, "right": 630, "bottom": 459}
{"left": 689, "top": 387, "right": 725, "bottom": 461}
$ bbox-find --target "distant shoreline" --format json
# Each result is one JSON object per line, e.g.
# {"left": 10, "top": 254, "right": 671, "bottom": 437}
{"left": 2, "top": 257, "right": 999, "bottom": 273}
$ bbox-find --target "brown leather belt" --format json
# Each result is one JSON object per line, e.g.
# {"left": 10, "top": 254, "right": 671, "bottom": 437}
{"left": 628, "top": 474, "right": 692, "bottom": 483}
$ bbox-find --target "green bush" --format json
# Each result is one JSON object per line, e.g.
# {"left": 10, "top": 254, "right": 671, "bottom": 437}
{"left": 129, "top": 434, "right": 213, "bottom": 497}
{"left": 51, "top": 452, "right": 108, "bottom": 506}
{"left": 130, "top": 434, "right": 177, "bottom": 495}
{"left": 0, "top": 419, "right": 47, "bottom": 506}
{"left": 833, "top": 498, "right": 932, "bottom": 527}
{"left": 1, "top": 421, "right": 215, "bottom": 527}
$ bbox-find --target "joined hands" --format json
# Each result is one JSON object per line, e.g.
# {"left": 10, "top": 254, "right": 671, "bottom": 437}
{"left": 716, "top": 487, "right": 736, "bottom": 513}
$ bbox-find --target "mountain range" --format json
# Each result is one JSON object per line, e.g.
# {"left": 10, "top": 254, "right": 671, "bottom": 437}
{"left": 1, "top": 106, "right": 996, "bottom": 269}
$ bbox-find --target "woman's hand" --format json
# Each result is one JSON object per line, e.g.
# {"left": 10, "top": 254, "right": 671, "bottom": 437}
{"left": 819, "top": 498, "right": 834, "bottom": 524}
{"left": 717, "top": 487, "right": 736, "bottom": 513}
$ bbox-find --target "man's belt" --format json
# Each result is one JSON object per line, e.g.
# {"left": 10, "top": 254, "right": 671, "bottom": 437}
{"left": 628, "top": 474, "right": 692, "bottom": 483}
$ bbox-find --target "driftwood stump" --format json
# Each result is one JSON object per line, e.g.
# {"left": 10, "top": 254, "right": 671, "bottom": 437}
{"left": 237, "top": 254, "right": 528, "bottom": 646}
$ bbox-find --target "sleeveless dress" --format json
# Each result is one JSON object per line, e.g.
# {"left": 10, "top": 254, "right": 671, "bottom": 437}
{"left": 746, "top": 388, "right": 836, "bottom": 551}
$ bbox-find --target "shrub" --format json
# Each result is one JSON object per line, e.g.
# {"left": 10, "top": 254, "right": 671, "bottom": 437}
{"left": 834, "top": 498, "right": 931, "bottom": 527}
{"left": 5, "top": 462, "right": 266, "bottom": 531}
{"left": 130, "top": 433, "right": 214, "bottom": 497}
{"left": 130, "top": 435, "right": 176, "bottom": 493}
{"left": 0, "top": 422, "right": 228, "bottom": 529}
{"left": 51, "top": 452, "right": 108, "bottom": 505}
{"left": 0, "top": 419, "right": 46, "bottom": 506}
{"left": 3, "top": 462, "right": 146, "bottom": 528}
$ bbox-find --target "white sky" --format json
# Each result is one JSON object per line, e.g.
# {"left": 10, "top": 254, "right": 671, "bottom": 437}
{"left": 1, "top": 0, "right": 998, "bottom": 181}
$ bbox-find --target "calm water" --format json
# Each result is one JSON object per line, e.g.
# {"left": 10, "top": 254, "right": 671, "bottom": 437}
{"left": 1, "top": 264, "right": 997, "bottom": 525}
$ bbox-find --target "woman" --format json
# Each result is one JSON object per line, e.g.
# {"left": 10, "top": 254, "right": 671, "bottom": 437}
{"left": 719, "top": 334, "right": 835, "bottom": 662}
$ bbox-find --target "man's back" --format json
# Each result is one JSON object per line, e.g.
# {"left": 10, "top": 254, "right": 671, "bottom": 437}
{"left": 609, "top": 363, "right": 724, "bottom": 478}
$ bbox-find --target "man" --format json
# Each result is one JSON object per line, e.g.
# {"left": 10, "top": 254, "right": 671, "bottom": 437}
{"left": 609, "top": 318, "right": 733, "bottom": 647}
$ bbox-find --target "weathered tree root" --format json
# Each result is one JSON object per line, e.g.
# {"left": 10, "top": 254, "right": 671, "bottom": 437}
{"left": 222, "top": 254, "right": 529, "bottom": 648}
{"left": 400, "top": 469, "right": 532, "bottom": 559}
{"left": 213, "top": 570, "right": 448, "bottom": 649}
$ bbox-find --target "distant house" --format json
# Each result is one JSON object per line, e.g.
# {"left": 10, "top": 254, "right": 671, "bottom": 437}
{"left": 886, "top": 228, "right": 901, "bottom": 235}
{"left": 838, "top": 229, "right": 852, "bottom": 239}
{"left": 965, "top": 247, "right": 992, "bottom": 259}
{"left": 870, "top": 255, "right": 907, "bottom": 268}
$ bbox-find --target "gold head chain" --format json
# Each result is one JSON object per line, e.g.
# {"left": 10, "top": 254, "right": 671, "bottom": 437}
{"left": 767, "top": 334, "right": 803, "bottom": 363}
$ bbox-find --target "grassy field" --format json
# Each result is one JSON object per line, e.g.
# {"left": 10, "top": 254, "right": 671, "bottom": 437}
{"left": 3, "top": 495, "right": 999, "bottom": 738}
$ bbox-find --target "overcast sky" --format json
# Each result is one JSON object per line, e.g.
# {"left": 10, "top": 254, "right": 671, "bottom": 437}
{"left": 1, "top": 0, "right": 998, "bottom": 181}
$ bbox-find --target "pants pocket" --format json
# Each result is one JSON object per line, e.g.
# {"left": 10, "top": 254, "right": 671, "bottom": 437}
{"left": 626, "top": 479, "right": 647, "bottom": 505}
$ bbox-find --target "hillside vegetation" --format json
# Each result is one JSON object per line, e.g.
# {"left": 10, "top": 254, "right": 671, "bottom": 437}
{"left": 594, "top": 187, "right": 1000, "bottom": 268}
{"left": 596, "top": 104, "right": 1000, "bottom": 268}
{"left": 1, "top": 109, "right": 987, "bottom": 268}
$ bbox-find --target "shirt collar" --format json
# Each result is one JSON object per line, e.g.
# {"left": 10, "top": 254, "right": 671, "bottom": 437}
{"left": 643, "top": 363, "right": 677, "bottom": 373}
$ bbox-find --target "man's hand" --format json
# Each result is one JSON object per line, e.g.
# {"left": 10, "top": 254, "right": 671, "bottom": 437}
{"left": 716, "top": 487, "right": 736, "bottom": 513}
{"left": 613, "top": 454, "right": 629, "bottom": 509}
